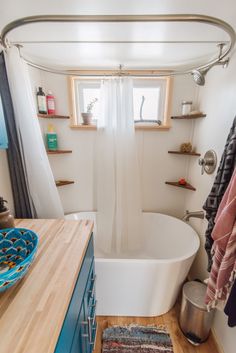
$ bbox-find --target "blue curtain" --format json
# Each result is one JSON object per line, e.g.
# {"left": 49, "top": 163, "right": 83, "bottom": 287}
{"left": 0, "top": 95, "right": 8, "bottom": 149}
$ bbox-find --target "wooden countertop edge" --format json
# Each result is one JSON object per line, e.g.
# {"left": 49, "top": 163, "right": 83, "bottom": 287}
{"left": 0, "top": 219, "right": 94, "bottom": 353}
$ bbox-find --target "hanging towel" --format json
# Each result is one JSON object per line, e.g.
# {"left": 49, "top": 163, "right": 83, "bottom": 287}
{"left": 205, "top": 168, "right": 236, "bottom": 309}
{"left": 224, "top": 279, "right": 236, "bottom": 327}
{"left": 203, "top": 116, "right": 236, "bottom": 271}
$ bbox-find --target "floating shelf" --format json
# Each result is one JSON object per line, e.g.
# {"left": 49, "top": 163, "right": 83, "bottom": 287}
{"left": 165, "top": 181, "right": 196, "bottom": 191}
{"left": 168, "top": 151, "right": 201, "bottom": 156}
{"left": 47, "top": 150, "right": 72, "bottom": 155}
{"left": 171, "top": 113, "right": 206, "bottom": 120}
{"left": 38, "top": 114, "right": 70, "bottom": 119}
{"left": 55, "top": 180, "right": 75, "bottom": 187}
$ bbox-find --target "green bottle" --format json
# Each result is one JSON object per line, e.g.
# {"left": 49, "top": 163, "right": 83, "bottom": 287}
{"left": 46, "top": 124, "right": 58, "bottom": 151}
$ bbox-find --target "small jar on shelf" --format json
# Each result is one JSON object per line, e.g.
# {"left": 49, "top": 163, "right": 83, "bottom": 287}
{"left": 181, "top": 101, "right": 192, "bottom": 115}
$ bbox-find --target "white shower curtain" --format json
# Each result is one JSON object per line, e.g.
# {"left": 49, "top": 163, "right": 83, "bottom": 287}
{"left": 96, "top": 78, "right": 142, "bottom": 254}
{"left": 5, "top": 47, "right": 64, "bottom": 218}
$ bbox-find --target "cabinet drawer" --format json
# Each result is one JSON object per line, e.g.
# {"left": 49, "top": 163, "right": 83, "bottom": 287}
{"left": 70, "top": 298, "right": 97, "bottom": 353}
{"left": 85, "top": 263, "right": 96, "bottom": 309}
{"left": 70, "top": 261, "right": 97, "bottom": 353}
{"left": 70, "top": 305, "right": 85, "bottom": 353}
{"left": 84, "top": 264, "right": 97, "bottom": 352}
{"left": 54, "top": 234, "right": 94, "bottom": 353}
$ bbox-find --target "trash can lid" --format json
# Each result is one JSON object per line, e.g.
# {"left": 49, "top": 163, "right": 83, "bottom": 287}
{"left": 182, "top": 281, "right": 208, "bottom": 310}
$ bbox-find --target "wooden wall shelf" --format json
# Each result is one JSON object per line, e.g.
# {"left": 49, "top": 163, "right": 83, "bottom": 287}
{"left": 55, "top": 180, "right": 75, "bottom": 187}
{"left": 38, "top": 114, "right": 70, "bottom": 119}
{"left": 168, "top": 151, "right": 201, "bottom": 156}
{"left": 165, "top": 181, "right": 196, "bottom": 191}
{"left": 171, "top": 113, "right": 206, "bottom": 120}
{"left": 47, "top": 150, "right": 72, "bottom": 155}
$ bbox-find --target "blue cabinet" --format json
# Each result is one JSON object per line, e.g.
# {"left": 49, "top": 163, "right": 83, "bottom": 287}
{"left": 55, "top": 234, "right": 97, "bottom": 353}
{"left": 0, "top": 95, "right": 8, "bottom": 150}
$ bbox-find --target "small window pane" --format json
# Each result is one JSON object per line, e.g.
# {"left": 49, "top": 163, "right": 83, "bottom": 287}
{"left": 75, "top": 80, "right": 101, "bottom": 123}
{"left": 83, "top": 88, "right": 100, "bottom": 120}
{"left": 133, "top": 87, "right": 160, "bottom": 120}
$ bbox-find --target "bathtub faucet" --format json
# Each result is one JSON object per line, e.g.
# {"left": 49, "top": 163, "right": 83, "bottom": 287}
{"left": 182, "top": 210, "right": 205, "bottom": 222}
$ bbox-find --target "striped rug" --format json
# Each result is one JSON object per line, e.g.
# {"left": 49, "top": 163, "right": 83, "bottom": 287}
{"left": 102, "top": 324, "right": 174, "bottom": 353}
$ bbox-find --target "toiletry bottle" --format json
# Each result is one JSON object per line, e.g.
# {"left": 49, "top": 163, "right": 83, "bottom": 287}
{"left": 0, "top": 197, "right": 15, "bottom": 229}
{"left": 37, "top": 87, "right": 47, "bottom": 114}
{"left": 46, "top": 124, "right": 58, "bottom": 151}
{"left": 46, "top": 91, "right": 56, "bottom": 115}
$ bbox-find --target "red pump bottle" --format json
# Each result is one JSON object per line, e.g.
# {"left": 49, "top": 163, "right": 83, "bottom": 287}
{"left": 46, "top": 91, "right": 56, "bottom": 114}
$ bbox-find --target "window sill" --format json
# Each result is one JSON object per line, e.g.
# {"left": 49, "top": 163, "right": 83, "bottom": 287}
{"left": 70, "top": 124, "right": 171, "bottom": 131}
{"left": 70, "top": 124, "right": 97, "bottom": 130}
{"left": 135, "top": 124, "right": 171, "bottom": 131}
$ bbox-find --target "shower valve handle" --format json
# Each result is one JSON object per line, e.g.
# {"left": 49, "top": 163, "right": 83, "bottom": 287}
{"left": 198, "top": 158, "right": 206, "bottom": 175}
{"left": 198, "top": 150, "right": 217, "bottom": 175}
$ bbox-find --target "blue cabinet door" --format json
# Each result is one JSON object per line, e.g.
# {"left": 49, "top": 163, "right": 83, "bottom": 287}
{"left": 0, "top": 95, "right": 8, "bottom": 150}
{"left": 70, "top": 261, "right": 97, "bottom": 353}
{"left": 70, "top": 305, "right": 87, "bottom": 353}
{"left": 54, "top": 235, "right": 94, "bottom": 353}
{"left": 84, "top": 264, "right": 97, "bottom": 353}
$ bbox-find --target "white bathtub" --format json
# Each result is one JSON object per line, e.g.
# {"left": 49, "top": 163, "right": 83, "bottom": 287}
{"left": 65, "top": 212, "right": 200, "bottom": 316}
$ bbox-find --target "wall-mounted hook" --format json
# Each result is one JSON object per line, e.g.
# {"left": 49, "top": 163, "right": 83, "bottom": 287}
{"left": 198, "top": 150, "right": 217, "bottom": 175}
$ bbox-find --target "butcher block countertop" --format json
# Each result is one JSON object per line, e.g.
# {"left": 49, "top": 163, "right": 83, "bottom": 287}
{"left": 0, "top": 219, "right": 94, "bottom": 353}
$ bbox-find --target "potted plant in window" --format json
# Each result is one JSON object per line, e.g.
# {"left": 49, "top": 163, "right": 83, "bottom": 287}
{"left": 81, "top": 98, "right": 98, "bottom": 125}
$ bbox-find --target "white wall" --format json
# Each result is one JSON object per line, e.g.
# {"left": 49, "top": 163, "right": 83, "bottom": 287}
{"left": 0, "top": 150, "right": 14, "bottom": 213}
{"left": 29, "top": 67, "right": 198, "bottom": 217}
{"left": 185, "top": 54, "right": 236, "bottom": 353}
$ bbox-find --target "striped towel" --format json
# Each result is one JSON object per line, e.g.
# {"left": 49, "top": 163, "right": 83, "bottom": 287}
{"left": 206, "top": 169, "right": 236, "bottom": 309}
{"left": 203, "top": 116, "right": 236, "bottom": 272}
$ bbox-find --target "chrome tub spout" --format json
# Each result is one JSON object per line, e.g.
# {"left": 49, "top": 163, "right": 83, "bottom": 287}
{"left": 182, "top": 210, "right": 205, "bottom": 222}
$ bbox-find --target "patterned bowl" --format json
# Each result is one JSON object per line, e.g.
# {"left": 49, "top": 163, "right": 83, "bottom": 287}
{"left": 0, "top": 228, "right": 38, "bottom": 292}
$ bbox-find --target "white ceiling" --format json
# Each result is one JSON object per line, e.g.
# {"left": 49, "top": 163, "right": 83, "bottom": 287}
{"left": 1, "top": 0, "right": 236, "bottom": 69}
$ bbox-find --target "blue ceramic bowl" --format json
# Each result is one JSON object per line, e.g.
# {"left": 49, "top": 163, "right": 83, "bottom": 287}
{"left": 0, "top": 228, "right": 39, "bottom": 292}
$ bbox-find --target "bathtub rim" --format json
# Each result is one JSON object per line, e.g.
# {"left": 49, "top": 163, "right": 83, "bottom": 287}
{"left": 65, "top": 211, "right": 200, "bottom": 263}
{"left": 94, "top": 252, "right": 199, "bottom": 264}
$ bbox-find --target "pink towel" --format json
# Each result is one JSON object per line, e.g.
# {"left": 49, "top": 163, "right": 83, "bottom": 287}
{"left": 206, "top": 168, "right": 236, "bottom": 309}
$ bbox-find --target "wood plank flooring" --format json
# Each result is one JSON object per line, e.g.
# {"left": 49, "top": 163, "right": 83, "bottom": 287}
{"left": 94, "top": 304, "right": 220, "bottom": 353}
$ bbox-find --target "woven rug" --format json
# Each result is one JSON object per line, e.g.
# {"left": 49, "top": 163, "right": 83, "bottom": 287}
{"left": 102, "top": 324, "right": 174, "bottom": 353}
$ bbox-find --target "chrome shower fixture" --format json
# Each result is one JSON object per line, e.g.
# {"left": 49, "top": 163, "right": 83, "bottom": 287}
{"left": 192, "top": 58, "right": 230, "bottom": 86}
{"left": 191, "top": 69, "right": 207, "bottom": 86}
{"left": 191, "top": 42, "right": 230, "bottom": 86}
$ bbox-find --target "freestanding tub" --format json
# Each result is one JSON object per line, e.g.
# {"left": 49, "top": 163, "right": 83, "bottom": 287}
{"left": 65, "top": 212, "right": 200, "bottom": 317}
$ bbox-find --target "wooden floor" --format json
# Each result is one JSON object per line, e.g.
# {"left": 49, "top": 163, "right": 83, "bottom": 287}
{"left": 94, "top": 304, "right": 220, "bottom": 353}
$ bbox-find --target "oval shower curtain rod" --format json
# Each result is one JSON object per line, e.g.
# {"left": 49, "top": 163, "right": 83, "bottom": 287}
{"left": 1, "top": 14, "right": 235, "bottom": 83}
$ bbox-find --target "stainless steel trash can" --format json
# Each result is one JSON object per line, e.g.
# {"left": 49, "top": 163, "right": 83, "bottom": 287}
{"left": 179, "top": 281, "right": 215, "bottom": 345}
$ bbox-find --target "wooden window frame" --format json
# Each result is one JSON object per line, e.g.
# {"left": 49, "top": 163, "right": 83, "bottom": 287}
{"left": 68, "top": 71, "right": 173, "bottom": 131}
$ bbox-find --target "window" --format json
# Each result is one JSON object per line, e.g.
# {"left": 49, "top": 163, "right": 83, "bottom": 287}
{"left": 72, "top": 79, "right": 101, "bottom": 124}
{"left": 133, "top": 79, "right": 168, "bottom": 123}
{"left": 69, "top": 75, "right": 172, "bottom": 128}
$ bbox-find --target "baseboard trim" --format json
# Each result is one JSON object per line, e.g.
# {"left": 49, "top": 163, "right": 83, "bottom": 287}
{"left": 211, "top": 328, "right": 225, "bottom": 353}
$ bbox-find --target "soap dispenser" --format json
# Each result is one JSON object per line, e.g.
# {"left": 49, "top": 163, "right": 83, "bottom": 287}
{"left": 46, "top": 124, "right": 58, "bottom": 151}
{"left": 0, "top": 197, "right": 15, "bottom": 229}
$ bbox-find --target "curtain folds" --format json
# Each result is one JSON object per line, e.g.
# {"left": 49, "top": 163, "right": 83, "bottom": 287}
{"left": 95, "top": 78, "right": 142, "bottom": 254}
{"left": 4, "top": 47, "right": 64, "bottom": 219}
{"left": 0, "top": 52, "right": 33, "bottom": 218}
